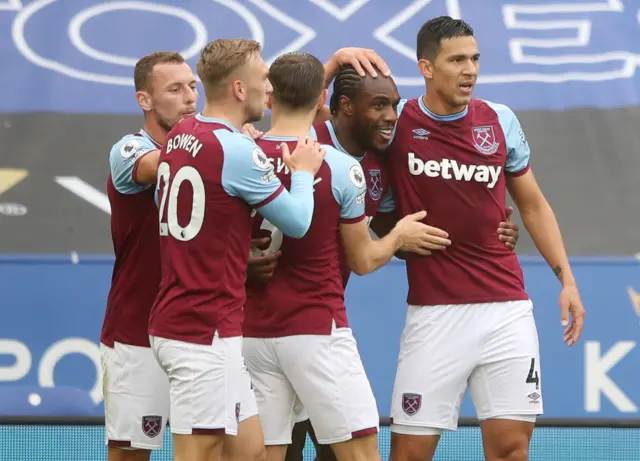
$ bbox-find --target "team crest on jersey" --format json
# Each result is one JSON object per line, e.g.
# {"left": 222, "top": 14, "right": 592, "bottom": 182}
{"left": 349, "top": 164, "right": 366, "bottom": 189}
{"left": 141, "top": 415, "right": 162, "bottom": 438}
{"left": 402, "top": 393, "right": 422, "bottom": 416}
{"left": 472, "top": 126, "right": 500, "bottom": 155}
{"left": 368, "top": 169, "right": 381, "bottom": 200}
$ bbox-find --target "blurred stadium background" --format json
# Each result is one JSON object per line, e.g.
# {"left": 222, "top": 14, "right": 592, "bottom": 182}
{"left": 1, "top": 0, "right": 639, "bottom": 459}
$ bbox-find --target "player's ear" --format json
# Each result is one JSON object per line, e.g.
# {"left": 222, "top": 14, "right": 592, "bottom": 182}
{"left": 317, "top": 88, "right": 328, "bottom": 110}
{"left": 417, "top": 58, "right": 434, "bottom": 80}
{"left": 339, "top": 95, "right": 355, "bottom": 117}
{"left": 267, "top": 94, "right": 273, "bottom": 110}
{"left": 231, "top": 79, "right": 246, "bottom": 103}
{"left": 136, "top": 91, "right": 153, "bottom": 111}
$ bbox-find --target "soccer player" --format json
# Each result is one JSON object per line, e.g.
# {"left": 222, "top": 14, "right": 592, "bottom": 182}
{"left": 100, "top": 51, "right": 197, "bottom": 461}
{"left": 147, "top": 38, "right": 364, "bottom": 461}
{"left": 383, "top": 17, "right": 586, "bottom": 461}
{"left": 242, "top": 51, "right": 446, "bottom": 461}
{"left": 252, "top": 64, "right": 523, "bottom": 461}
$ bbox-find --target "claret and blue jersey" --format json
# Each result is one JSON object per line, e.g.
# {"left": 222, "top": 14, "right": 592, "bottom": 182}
{"left": 149, "top": 114, "right": 317, "bottom": 345}
{"left": 102, "top": 130, "right": 162, "bottom": 349}
{"left": 387, "top": 96, "right": 531, "bottom": 306}
{"left": 244, "top": 134, "right": 367, "bottom": 338}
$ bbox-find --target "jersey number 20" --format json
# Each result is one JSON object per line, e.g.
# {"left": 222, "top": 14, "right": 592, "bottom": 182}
{"left": 157, "top": 162, "right": 205, "bottom": 241}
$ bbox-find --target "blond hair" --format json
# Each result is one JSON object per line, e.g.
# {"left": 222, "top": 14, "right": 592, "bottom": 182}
{"left": 197, "top": 38, "right": 262, "bottom": 99}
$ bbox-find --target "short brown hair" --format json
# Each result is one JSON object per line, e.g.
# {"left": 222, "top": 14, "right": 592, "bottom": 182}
{"left": 269, "top": 52, "right": 325, "bottom": 111}
{"left": 197, "top": 38, "right": 262, "bottom": 99}
{"left": 134, "top": 51, "right": 185, "bottom": 92}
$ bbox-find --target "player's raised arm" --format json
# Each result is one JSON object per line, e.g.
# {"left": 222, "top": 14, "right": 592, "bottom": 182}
{"left": 497, "top": 103, "right": 585, "bottom": 346}
{"left": 220, "top": 131, "right": 325, "bottom": 239}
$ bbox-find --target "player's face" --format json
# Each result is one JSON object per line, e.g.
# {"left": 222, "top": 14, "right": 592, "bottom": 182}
{"left": 352, "top": 76, "right": 401, "bottom": 155}
{"left": 422, "top": 36, "right": 479, "bottom": 112}
{"left": 148, "top": 62, "right": 198, "bottom": 132}
{"left": 242, "top": 54, "right": 273, "bottom": 124}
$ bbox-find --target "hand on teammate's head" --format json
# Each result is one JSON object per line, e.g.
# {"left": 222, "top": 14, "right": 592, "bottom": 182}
{"left": 281, "top": 138, "right": 326, "bottom": 175}
{"left": 332, "top": 47, "right": 391, "bottom": 78}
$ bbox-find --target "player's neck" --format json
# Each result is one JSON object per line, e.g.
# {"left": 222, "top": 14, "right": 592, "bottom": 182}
{"left": 200, "top": 102, "right": 245, "bottom": 132}
{"left": 143, "top": 118, "right": 168, "bottom": 145}
{"left": 331, "top": 118, "right": 365, "bottom": 157}
{"left": 422, "top": 93, "right": 467, "bottom": 117}
{"left": 267, "top": 109, "right": 315, "bottom": 138}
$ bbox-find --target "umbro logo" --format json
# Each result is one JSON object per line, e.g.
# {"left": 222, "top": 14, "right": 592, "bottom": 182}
{"left": 412, "top": 128, "right": 430, "bottom": 140}
{"left": 528, "top": 392, "right": 540, "bottom": 403}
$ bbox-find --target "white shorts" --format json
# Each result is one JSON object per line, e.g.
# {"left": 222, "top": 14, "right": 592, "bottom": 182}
{"left": 149, "top": 334, "right": 258, "bottom": 436}
{"left": 391, "top": 300, "right": 543, "bottom": 435}
{"left": 100, "top": 342, "right": 170, "bottom": 450}
{"left": 244, "top": 325, "right": 379, "bottom": 445}
{"left": 293, "top": 400, "right": 309, "bottom": 424}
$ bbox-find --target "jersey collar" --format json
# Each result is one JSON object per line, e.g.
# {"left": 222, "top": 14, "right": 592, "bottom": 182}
{"left": 418, "top": 95, "right": 468, "bottom": 121}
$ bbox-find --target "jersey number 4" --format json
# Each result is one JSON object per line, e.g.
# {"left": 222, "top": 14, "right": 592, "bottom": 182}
{"left": 157, "top": 162, "right": 205, "bottom": 241}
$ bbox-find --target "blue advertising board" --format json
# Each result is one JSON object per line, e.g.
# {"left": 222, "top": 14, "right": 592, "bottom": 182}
{"left": 0, "top": 254, "right": 638, "bottom": 419}
{"left": 1, "top": 0, "right": 639, "bottom": 113}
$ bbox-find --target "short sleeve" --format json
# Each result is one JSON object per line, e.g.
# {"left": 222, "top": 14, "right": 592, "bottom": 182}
{"left": 218, "top": 130, "right": 284, "bottom": 207}
{"left": 324, "top": 146, "right": 366, "bottom": 224}
{"left": 485, "top": 101, "right": 531, "bottom": 176}
{"left": 109, "top": 135, "right": 157, "bottom": 194}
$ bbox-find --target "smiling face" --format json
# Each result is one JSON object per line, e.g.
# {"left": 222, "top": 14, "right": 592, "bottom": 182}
{"left": 350, "top": 75, "right": 401, "bottom": 155}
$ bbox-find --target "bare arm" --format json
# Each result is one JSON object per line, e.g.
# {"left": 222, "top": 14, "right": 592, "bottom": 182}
{"left": 507, "top": 169, "right": 585, "bottom": 345}
{"left": 369, "top": 211, "right": 413, "bottom": 260}
{"left": 507, "top": 170, "right": 574, "bottom": 285}
{"left": 133, "top": 150, "right": 160, "bottom": 185}
{"left": 340, "top": 218, "right": 405, "bottom": 276}
{"left": 340, "top": 211, "right": 443, "bottom": 275}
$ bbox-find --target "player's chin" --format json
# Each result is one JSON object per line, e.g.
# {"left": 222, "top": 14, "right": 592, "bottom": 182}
{"left": 455, "top": 92, "right": 473, "bottom": 106}
{"left": 247, "top": 108, "right": 265, "bottom": 124}
{"left": 370, "top": 140, "right": 390, "bottom": 155}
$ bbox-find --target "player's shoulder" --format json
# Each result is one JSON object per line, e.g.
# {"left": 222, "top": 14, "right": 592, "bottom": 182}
{"left": 323, "top": 144, "right": 361, "bottom": 171}
{"left": 216, "top": 129, "right": 258, "bottom": 154}
{"left": 394, "top": 98, "right": 419, "bottom": 125}
{"left": 110, "top": 133, "right": 157, "bottom": 163}
{"left": 474, "top": 98, "right": 517, "bottom": 121}
{"left": 323, "top": 146, "right": 366, "bottom": 190}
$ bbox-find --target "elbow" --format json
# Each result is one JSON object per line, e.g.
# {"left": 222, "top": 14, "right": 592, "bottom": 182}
{"left": 348, "top": 258, "right": 373, "bottom": 276}
{"left": 280, "top": 213, "right": 312, "bottom": 239}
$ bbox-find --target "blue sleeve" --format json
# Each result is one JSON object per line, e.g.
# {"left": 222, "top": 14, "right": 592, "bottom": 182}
{"left": 324, "top": 146, "right": 366, "bottom": 221}
{"left": 258, "top": 171, "right": 315, "bottom": 238}
{"left": 484, "top": 101, "right": 531, "bottom": 174}
{"left": 389, "top": 99, "right": 408, "bottom": 144}
{"left": 218, "top": 129, "right": 315, "bottom": 238}
{"left": 219, "top": 130, "right": 284, "bottom": 206}
{"left": 378, "top": 187, "right": 396, "bottom": 213}
{"left": 109, "top": 135, "right": 157, "bottom": 194}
